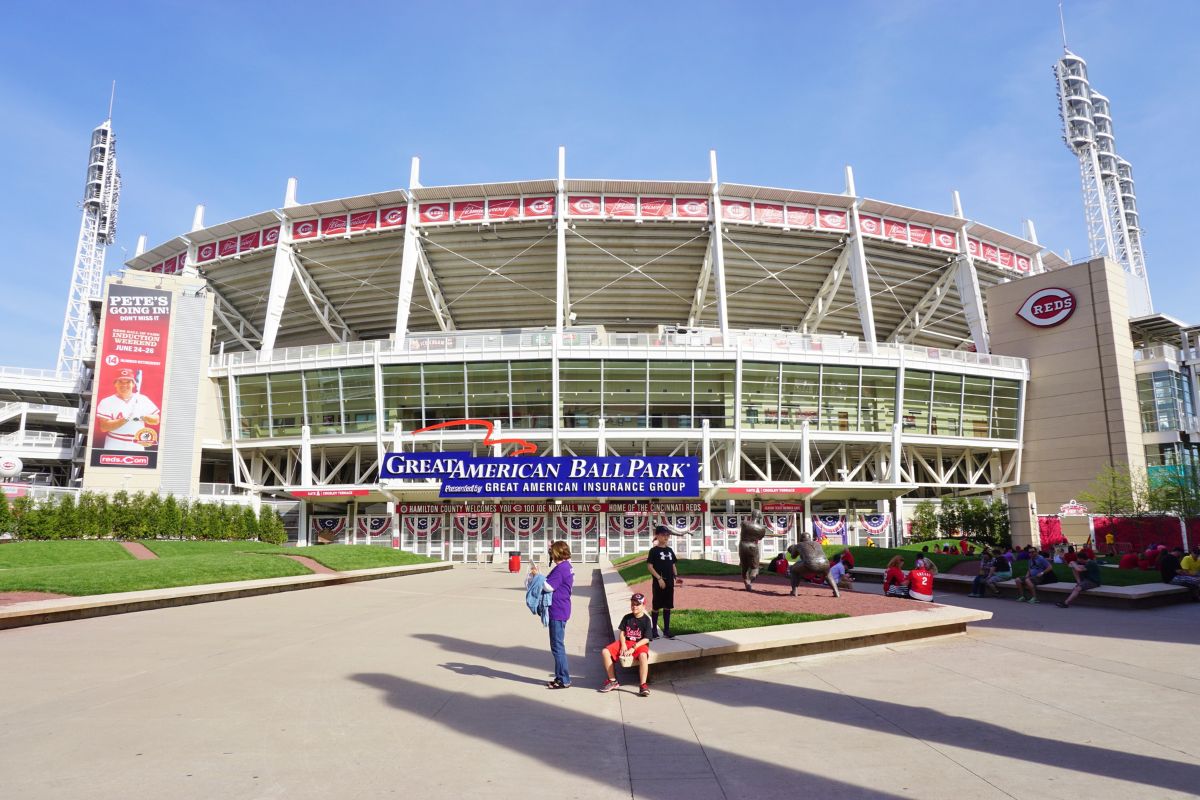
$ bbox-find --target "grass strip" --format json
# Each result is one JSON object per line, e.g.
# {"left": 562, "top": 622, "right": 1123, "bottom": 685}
{"left": 143, "top": 540, "right": 285, "bottom": 558}
{"left": 0, "top": 541, "right": 134, "bottom": 569}
{"left": 0, "top": 552, "right": 311, "bottom": 596}
{"left": 616, "top": 556, "right": 742, "bottom": 586}
{"left": 666, "top": 608, "right": 848, "bottom": 636}
{"left": 295, "top": 545, "right": 439, "bottom": 571}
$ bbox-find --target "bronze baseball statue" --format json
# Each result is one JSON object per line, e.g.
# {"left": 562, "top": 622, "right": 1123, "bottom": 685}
{"left": 787, "top": 529, "right": 836, "bottom": 597}
{"left": 738, "top": 512, "right": 768, "bottom": 591}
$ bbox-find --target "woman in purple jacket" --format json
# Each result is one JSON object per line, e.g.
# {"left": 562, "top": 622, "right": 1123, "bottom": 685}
{"left": 544, "top": 540, "right": 575, "bottom": 689}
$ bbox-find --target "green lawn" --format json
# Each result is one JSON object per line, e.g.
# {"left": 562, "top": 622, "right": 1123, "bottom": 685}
{"left": 665, "top": 609, "right": 848, "bottom": 635}
{"left": 616, "top": 554, "right": 742, "bottom": 586}
{"left": 821, "top": 545, "right": 975, "bottom": 572}
{"left": 0, "top": 552, "right": 311, "bottom": 596}
{"left": 0, "top": 541, "right": 134, "bottom": 568}
{"left": 297, "top": 545, "right": 439, "bottom": 571}
{"left": 143, "top": 540, "right": 286, "bottom": 558}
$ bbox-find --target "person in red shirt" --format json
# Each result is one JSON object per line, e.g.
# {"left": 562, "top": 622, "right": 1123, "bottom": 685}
{"left": 908, "top": 561, "right": 934, "bottom": 602}
{"left": 1061, "top": 545, "right": 1078, "bottom": 564}
{"left": 883, "top": 555, "right": 909, "bottom": 598}
{"left": 959, "top": 537, "right": 969, "bottom": 555}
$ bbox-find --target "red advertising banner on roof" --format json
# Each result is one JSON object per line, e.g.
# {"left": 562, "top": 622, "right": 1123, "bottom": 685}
{"left": 998, "top": 249, "right": 1014, "bottom": 269}
{"left": 817, "top": 209, "right": 848, "bottom": 230}
{"left": 488, "top": 198, "right": 519, "bottom": 219}
{"left": 640, "top": 197, "right": 672, "bottom": 218}
{"left": 569, "top": 196, "right": 602, "bottom": 216}
{"left": 967, "top": 238, "right": 980, "bottom": 257}
{"left": 420, "top": 203, "right": 450, "bottom": 224}
{"left": 721, "top": 199, "right": 751, "bottom": 222}
{"left": 908, "top": 225, "right": 932, "bottom": 246}
{"left": 981, "top": 242, "right": 999, "bottom": 263}
{"left": 196, "top": 242, "right": 218, "bottom": 262}
{"left": 455, "top": 201, "right": 485, "bottom": 222}
{"left": 379, "top": 207, "right": 407, "bottom": 228}
{"left": 786, "top": 206, "right": 816, "bottom": 228}
{"left": 676, "top": 198, "right": 708, "bottom": 218}
{"left": 239, "top": 231, "right": 261, "bottom": 251}
{"left": 754, "top": 203, "right": 784, "bottom": 224}
{"left": 523, "top": 196, "right": 555, "bottom": 217}
{"left": 293, "top": 219, "right": 318, "bottom": 240}
{"left": 1015, "top": 254, "right": 1032, "bottom": 273}
{"left": 605, "top": 196, "right": 636, "bottom": 217}
{"left": 262, "top": 226, "right": 281, "bottom": 245}
{"left": 884, "top": 219, "right": 908, "bottom": 242}
{"left": 933, "top": 229, "right": 957, "bottom": 250}
{"left": 321, "top": 215, "right": 348, "bottom": 236}
{"left": 90, "top": 285, "right": 172, "bottom": 470}
{"left": 858, "top": 215, "right": 883, "bottom": 237}
{"left": 349, "top": 210, "right": 378, "bottom": 231}
{"left": 218, "top": 237, "right": 238, "bottom": 257}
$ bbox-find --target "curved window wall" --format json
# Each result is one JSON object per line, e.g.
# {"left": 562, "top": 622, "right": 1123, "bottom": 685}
{"left": 233, "top": 359, "right": 1019, "bottom": 441}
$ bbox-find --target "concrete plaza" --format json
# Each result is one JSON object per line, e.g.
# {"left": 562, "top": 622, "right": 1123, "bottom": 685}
{"left": 1, "top": 565, "right": 1196, "bottom": 799}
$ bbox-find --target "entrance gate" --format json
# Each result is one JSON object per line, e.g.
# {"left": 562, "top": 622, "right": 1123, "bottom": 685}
{"left": 657, "top": 513, "right": 703, "bottom": 558}
{"left": 607, "top": 513, "right": 649, "bottom": 558}
{"left": 401, "top": 514, "right": 445, "bottom": 559}
{"left": 762, "top": 513, "right": 794, "bottom": 559}
{"left": 357, "top": 516, "right": 393, "bottom": 547}
{"left": 502, "top": 515, "right": 548, "bottom": 563}
{"left": 555, "top": 514, "right": 600, "bottom": 563}
{"left": 450, "top": 513, "right": 492, "bottom": 563}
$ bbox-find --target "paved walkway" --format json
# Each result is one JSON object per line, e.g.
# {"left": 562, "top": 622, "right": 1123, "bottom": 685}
{"left": 0, "top": 566, "right": 1196, "bottom": 799}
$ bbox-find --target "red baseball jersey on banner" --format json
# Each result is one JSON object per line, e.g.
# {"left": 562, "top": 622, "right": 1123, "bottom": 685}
{"left": 884, "top": 219, "right": 908, "bottom": 242}
{"left": 721, "top": 199, "right": 751, "bottom": 222}
{"left": 676, "top": 198, "right": 708, "bottom": 218}
{"left": 568, "top": 196, "right": 602, "bottom": 216}
{"left": 858, "top": 215, "right": 883, "bottom": 236}
{"left": 640, "top": 197, "right": 672, "bottom": 218}
{"left": 488, "top": 199, "right": 519, "bottom": 219}
{"left": 786, "top": 206, "right": 816, "bottom": 227}
{"left": 523, "top": 197, "right": 555, "bottom": 217}
{"left": 321, "top": 215, "right": 348, "bottom": 236}
{"left": 349, "top": 210, "right": 378, "bottom": 231}
{"left": 239, "top": 231, "right": 261, "bottom": 251}
{"left": 420, "top": 203, "right": 450, "bottom": 224}
{"left": 605, "top": 196, "right": 637, "bottom": 217}
{"left": 293, "top": 219, "right": 319, "bottom": 240}
{"left": 379, "top": 207, "right": 407, "bottom": 228}
{"left": 754, "top": 203, "right": 784, "bottom": 224}
{"left": 454, "top": 201, "right": 485, "bottom": 222}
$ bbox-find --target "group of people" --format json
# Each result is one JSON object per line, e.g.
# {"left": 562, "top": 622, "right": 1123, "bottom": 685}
{"left": 881, "top": 553, "right": 935, "bottom": 601}
{"left": 1159, "top": 545, "right": 1200, "bottom": 600}
{"left": 526, "top": 526, "right": 681, "bottom": 697}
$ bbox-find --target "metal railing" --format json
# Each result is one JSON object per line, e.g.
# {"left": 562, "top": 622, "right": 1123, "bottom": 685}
{"left": 0, "top": 430, "right": 73, "bottom": 449}
{"left": 1134, "top": 344, "right": 1181, "bottom": 363}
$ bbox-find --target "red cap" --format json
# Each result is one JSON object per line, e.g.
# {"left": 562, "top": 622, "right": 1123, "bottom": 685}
{"left": 114, "top": 368, "right": 135, "bottom": 380}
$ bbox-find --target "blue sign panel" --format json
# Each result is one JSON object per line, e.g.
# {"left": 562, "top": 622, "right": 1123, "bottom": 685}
{"left": 380, "top": 453, "right": 700, "bottom": 499}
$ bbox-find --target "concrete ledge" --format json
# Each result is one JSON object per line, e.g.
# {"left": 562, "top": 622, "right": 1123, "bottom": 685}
{"left": 601, "top": 562, "right": 990, "bottom": 677}
{"left": 0, "top": 562, "right": 453, "bottom": 630}
{"left": 851, "top": 566, "right": 1188, "bottom": 608}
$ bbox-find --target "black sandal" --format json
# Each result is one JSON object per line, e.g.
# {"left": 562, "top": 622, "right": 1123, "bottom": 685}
{"left": 546, "top": 679, "right": 570, "bottom": 689}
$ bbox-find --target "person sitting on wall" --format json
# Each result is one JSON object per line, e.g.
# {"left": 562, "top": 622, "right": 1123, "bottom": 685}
{"left": 968, "top": 548, "right": 995, "bottom": 598}
{"left": 984, "top": 552, "right": 1014, "bottom": 597}
{"left": 1015, "top": 549, "right": 1055, "bottom": 604}
{"left": 768, "top": 552, "right": 788, "bottom": 575}
{"left": 599, "top": 593, "right": 653, "bottom": 696}
{"left": 1061, "top": 545, "right": 1078, "bottom": 565}
{"left": 883, "top": 555, "right": 910, "bottom": 598}
{"left": 1181, "top": 546, "right": 1200, "bottom": 578}
{"left": 959, "top": 537, "right": 970, "bottom": 555}
{"left": 1016, "top": 545, "right": 1033, "bottom": 561}
{"left": 907, "top": 559, "right": 934, "bottom": 602}
{"left": 1117, "top": 552, "right": 1139, "bottom": 570}
{"left": 1160, "top": 547, "right": 1200, "bottom": 601}
{"left": 1057, "top": 552, "right": 1102, "bottom": 608}
{"left": 1104, "top": 530, "right": 1116, "bottom": 556}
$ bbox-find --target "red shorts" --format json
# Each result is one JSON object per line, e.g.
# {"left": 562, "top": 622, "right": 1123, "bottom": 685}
{"left": 605, "top": 641, "right": 649, "bottom": 661}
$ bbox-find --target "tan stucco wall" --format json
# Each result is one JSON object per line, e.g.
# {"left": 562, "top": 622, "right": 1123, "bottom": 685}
{"left": 987, "top": 257, "right": 1145, "bottom": 516}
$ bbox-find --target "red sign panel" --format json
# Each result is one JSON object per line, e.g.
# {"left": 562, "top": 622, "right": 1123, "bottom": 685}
{"left": 293, "top": 489, "right": 371, "bottom": 498}
{"left": 933, "top": 229, "right": 957, "bottom": 250}
{"left": 569, "top": 196, "right": 602, "bottom": 216}
{"left": 1015, "top": 254, "right": 1032, "bottom": 273}
{"left": 605, "top": 196, "right": 637, "bottom": 217}
{"left": 727, "top": 486, "right": 815, "bottom": 495}
{"left": 967, "top": 238, "right": 981, "bottom": 257}
{"left": 721, "top": 199, "right": 751, "bottom": 222}
{"left": 262, "top": 226, "right": 281, "bottom": 245}
{"left": 858, "top": 215, "right": 883, "bottom": 236}
{"left": 321, "top": 215, "right": 348, "bottom": 236}
{"left": 754, "top": 203, "right": 784, "bottom": 224}
{"left": 293, "top": 219, "right": 319, "bottom": 240}
{"left": 786, "top": 206, "right": 816, "bottom": 228}
{"left": 420, "top": 203, "right": 451, "bottom": 224}
{"left": 349, "top": 210, "right": 378, "bottom": 231}
{"left": 981, "top": 242, "right": 999, "bottom": 263}
{"left": 238, "top": 231, "right": 261, "bottom": 251}
{"left": 91, "top": 285, "right": 172, "bottom": 469}
{"left": 196, "top": 242, "right": 218, "bottom": 262}
{"left": 523, "top": 196, "right": 555, "bottom": 217}
{"left": 884, "top": 219, "right": 908, "bottom": 242}
{"left": 488, "top": 198, "right": 520, "bottom": 219}
{"left": 908, "top": 225, "right": 932, "bottom": 246}
{"left": 998, "top": 249, "right": 1014, "bottom": 269}
{"left": 218, "top": 237, "right": 238, "bottom": 257}
{"left": 817, "top": 209, "right": 848, "bottom": 230}
{"left": 676, "top": 198, "right": 708, "bottom": 218}
{"left": 455, "top": 200, "right": 485, "bottom": 222}
{"left": 379, "top": 207, "right": 407, "bottom": 228}
{"left": 640, "top": 197, "right": 672, "bottom": 218}
{"left": 1017, "top": 287, "right": 1076, "bottom": 328}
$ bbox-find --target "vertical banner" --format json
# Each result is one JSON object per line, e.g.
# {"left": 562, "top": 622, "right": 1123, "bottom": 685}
{"left": 91, "top": 286, "right": 172, "bottom": 468}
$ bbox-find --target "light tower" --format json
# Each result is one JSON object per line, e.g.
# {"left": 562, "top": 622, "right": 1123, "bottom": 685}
{"left": 1055, "top": 50, "right": 1152, "bottom": 315}
{"left": 56, "top": 107, "right": 121, "bottom": 376}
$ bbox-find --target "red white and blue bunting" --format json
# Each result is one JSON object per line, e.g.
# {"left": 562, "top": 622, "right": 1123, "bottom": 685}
{"left": 657, "top": 514, "right": 702, "bottom": 535}
{"left": 404, "top": 515, "right": 442, "bottom": 537}
{"left": 357, "top": 517, "right": 392, "bottom": 537}
{"left": 713, "top": 514, "right": 747, "bottom": 533}
{"left": 504, "top": 515, "right": 545, "bottom": 538}
{"left": 764, "top": 513, "right": 794, "bottom": 536}
{"left": 311, "top": 517, "right": 346, "bottom": 537}
{"left": 812, "top": 515, "right": 847, "bottom": 538}
{"left": 608, "top": 514, "right": 649, "bottom": 538}
{"left": 858, "top": 513, "right": 891, "bottom": 535}
{"left": 556, "top": 515, "right": 598, "bottom": 538}
{"left": 453, "top": 513, "right": 493, "bottom": 538}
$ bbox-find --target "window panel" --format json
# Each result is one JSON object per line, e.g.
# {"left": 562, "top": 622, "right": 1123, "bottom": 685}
{"left": 381, "top": 365, "right": 423, "bottom": 429}
{"left": 693, "top": 361, "right": 734, "bottom": 429}
{"left": 930, "top": 373, "right": 963, "bottom": 437}
{"left": 560, "top": 360, "right": 601, "bottom": 428}
{"left": 991, "top": 379, "right": 1020, "bottom": 439}
{"left": 305, "top": 369, "right": 343, "bottom": 435}
{"left": 269, "top": 372, "right": 304, "bottom": 437}
{"left": 649, "top": 362, "right": 692, "bottom": 428}
{"left": 604, "top": 360, "right": 648, "bottom": 427}
{"left": 237, "top": 375, "right": 269, "bottom": 439}
{"left": 903, "top": 370, "right": 932, "bottom": 434}
{"left": 742, "top": 362, "right": 780, "bottom": 429}
{"left": 466, "top": 362, "right": 510, "bottom": 427}
{"left": 215, "top": 378, "right": 231, "bottom": 440}
{"left": 781, "top": 364, "right": 820, "bottom": 430}
{"left": 860, "top": 367, "right": 896, "bottom": 433}
{"left": 962, "top": 376, "right": 992, "bottom": 438}
{"left": 509, "top": 360, "right": 552, "bottom": 429}
{"left": 422, "top": 363, "right": 465, "bottom": 426}
{"left": 341, "top": 367, "right": 376, "bottom": 434}
{"left": 820, "top": 366, "right": 859, "bottom": 432}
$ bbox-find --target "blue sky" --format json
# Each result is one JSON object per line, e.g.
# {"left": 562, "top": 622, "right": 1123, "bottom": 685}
{"left": 1, "top": 1, "right": 1196, "bottom": 369}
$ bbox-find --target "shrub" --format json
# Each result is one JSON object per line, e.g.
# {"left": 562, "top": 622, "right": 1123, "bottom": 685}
{"left": 910, "top": 501, "right": 940, "bottom": 542}
{"left": 258, "top": 507, "right": 287, "bottom": 545}
{"left": 0, "top": 491, "right": 11, "bottom": 534}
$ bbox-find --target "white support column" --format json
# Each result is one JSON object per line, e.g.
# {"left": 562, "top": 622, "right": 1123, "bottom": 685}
{"left": 1024, "top": 219, "right": 1047, "bottom": 275}
{"left": 551, "top": 334, "right": 561, "bottom": 457}
{"left": 492, "top": 419, "right": 503, "bottom": 457}
{"left": 297, "top": 500, "right": 309, "bottom": 548}
{"left": 348, "top": 500, "right": 358, "bottom": 545}
{"left": 708, "top": 151, "right": 730, "bottom": 337}
{"left": 373, "top": 344, "right": 385, "bottom": 467}
{"left": 395, "top": 157, "right": 423, "bottom": 340}
{"left": 597, "top": 418, "right": 606, "bottom": 457}
{"left": 844, "top": 167, "right": 877, "bottom": 353}
{"left": 388, "top": 500, "right": 399, "bottom": 550}
{"left": 954, "top": 255, "right": 990, "bottom": 354}
{"left": 259, "top": 218, "right": 295, "bottom": 355}
{"left": 803, "top": 496, "right": 812, "bottom": 540}
{"left": 300, "top": 424, "right": 313, "bottom": 486}
{"left": 688, "top": 248, "right": 713, "bottom": 328}
{"left": 732, "top": 343, "right": 743, "bottom": 481}
{"left": 893, "top": 348, "right": 905, "bottom": 483}
{"left": 701, "top": 419, "right": 711, "bottom": 484}
{"left": 800, "top": 420, "right": 811, "bottom": 481}
{"left": 555, "top": 146, "right": 569, "bottom": 333}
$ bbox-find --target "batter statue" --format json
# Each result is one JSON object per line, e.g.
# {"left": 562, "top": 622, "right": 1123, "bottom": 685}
{"left": 787, "top": 533, "right": 836, "bottom": 597}
{"left": 738, "top": 512, "right": 768, "bottom": 591}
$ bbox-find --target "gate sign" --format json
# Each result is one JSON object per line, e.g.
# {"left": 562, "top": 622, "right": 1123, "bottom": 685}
{"left": 380, "top": 453, "right": 700, "bottom": 499}
{"left": 1016, "top": 287, "right": 1076, "bottom": 328}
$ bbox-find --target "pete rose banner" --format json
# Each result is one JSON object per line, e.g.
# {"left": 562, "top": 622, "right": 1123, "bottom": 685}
{"left": 380, "top": 453, "right": 700, "bottom": 499}
{"left": 90, "top": 286, "right": 172, "bottom": 469}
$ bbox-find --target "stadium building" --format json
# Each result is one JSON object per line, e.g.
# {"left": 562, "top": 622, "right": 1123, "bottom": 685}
{"left": 1, "top": 51, "right": 1196, "bottom": 561}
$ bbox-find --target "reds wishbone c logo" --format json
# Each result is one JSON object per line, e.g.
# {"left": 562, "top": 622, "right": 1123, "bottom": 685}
{"left": 861, "top": 218, "right": 878, "bottom": 233}
{"left": 1017, "top": 287, "right": 1076, "bottom": 327}
{"left": 296, "top": 222, "right": 314, "bottom": 235}
{"left": 264, "top": 229, "right": 279, "bottom": 243}
{"left": 937, "top": 232, "right": 954, "bottom": 247}
{"left": 385, "top": 210, "right": 403, "bottom": 223}
{"left": 683, "top": 200, "right": 703, "bottom": 216}
{"left": 574, "top": 198, "right": 597, "bottom": 213}
{"left": 529, "top": 199, "right": 551, "bottom": 214}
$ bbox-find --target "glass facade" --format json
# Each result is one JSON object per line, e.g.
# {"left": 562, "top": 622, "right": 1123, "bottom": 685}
{"left": 1137, "top": 370, "right": 1195, "bottom": 433}
{"left": 232, "top": 358, "right": 1021, "bottom": 442}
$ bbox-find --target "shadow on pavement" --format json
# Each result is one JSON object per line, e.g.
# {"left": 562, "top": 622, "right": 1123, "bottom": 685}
{"left": 672, "top": 673, "right": 1200, "bottom": 796}
{"left": 351, "top": 671, "right": 917, "bottom": 800}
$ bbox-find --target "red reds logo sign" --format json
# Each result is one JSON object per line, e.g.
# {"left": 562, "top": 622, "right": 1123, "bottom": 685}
{"left": 198, "top": 244, "right": 216, "bottom": 261}
{"left": 1017, "top": 287, "right": 1076, "bottom": 328}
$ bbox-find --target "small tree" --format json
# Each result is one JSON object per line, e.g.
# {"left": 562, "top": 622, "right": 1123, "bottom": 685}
{"left": 0, "top": 491, "right": 11, "bottom": 534}
{"left": 1146, "top": 463, "right": 1200, "bottom": 518}
{"left": 181, "top": 499, "right": 204, "bottom": 540}
{"left": 258, "top": 508, "right": 287, "bottom": 545}
{"left": 239, "top": 506, "right": 259, "bottom": 541}
{"left": 1078, "top": 464, "right": 1137, "bottom": 517}
{"left": 160, "top": 495, "right": 183, "bottom": 539}
{"left": 938, "top": 497, "right": 966, "bottom": 540}
{"left": 910, "top": 500, "right": 940, "bottom": 542}
{"left": 53, "top": 494, "right": 78, "bottom": 540}
{"left": 109, "top": 490, "right": 134, "bottom": 538}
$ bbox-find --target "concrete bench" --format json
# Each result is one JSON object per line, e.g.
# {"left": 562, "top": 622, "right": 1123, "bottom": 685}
{"left": 851, "top": 566, "right": 1188, "bottom": 608}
